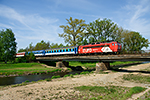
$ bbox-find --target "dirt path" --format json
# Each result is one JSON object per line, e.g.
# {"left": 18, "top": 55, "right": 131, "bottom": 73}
{"left": 0, "top": 63, "right": 150, "bottom": 100}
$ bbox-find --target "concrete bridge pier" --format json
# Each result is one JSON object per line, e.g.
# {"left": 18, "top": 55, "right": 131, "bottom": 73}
{"left": 96, "top": 62, "right": 110, "bottom": 72}
{"left": 56, "top": 61, "right": 69, "bottom": 68}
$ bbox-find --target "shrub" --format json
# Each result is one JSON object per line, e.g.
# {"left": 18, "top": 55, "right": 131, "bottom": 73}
{"left": 51, "top": 75, "right": 61, "bottom": 79}
{"left": 45, "top": 78, "right": 51, "bottom": 81}
{"left": 26, "top": 52, "right": 36, "bottom": 62}
{"left": 130, "top": 86, "right": 146, "bottom": 94}
{"left": 70, "top": 74, "right": 74, "bottom": 78}
{"left": 64, "top": 74, "right": 70, "bottom": 77}
{"left": 15, "top": 57, "right": 26, "bottom": 63}
{"left": 80, "top": 71, "right": 90, "bottom": 75}
{"left": 25, "top": 80, "right": 29, "bottom": 83}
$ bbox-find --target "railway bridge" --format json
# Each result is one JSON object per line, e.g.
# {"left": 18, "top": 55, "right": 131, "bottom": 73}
{"left": 36, "top": 54, "right": 150, "bottom": 71}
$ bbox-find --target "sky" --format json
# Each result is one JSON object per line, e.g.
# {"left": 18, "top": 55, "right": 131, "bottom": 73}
{"left": 0, "top": 0, "right": 150, "bottom": 51}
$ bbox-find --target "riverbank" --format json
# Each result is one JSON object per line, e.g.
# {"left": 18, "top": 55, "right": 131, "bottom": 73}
{"left": 0, "top": 63, "right": 150, "bottom": 100}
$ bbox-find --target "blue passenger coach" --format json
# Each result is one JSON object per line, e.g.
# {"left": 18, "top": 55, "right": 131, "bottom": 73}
{"left": 45, "top": 46, "right": 78, "bottom": 56}
{"left": 28, "top": 50, "right": 45, "bottom": 56}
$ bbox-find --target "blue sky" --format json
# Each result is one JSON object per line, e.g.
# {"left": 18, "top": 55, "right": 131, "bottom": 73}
{"left": 0, "top": 0, "right": 150, "bottom": 50}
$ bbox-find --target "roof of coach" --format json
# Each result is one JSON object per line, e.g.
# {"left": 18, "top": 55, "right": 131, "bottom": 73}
{"left": 45, "top": 46, "right": 78, "bottom": 51}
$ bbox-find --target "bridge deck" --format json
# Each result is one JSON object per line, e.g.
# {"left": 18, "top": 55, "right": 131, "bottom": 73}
{"left": 36, "top": 54, "right": 150, "bottom": 62}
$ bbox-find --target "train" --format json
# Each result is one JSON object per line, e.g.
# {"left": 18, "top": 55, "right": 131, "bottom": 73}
{"left": 16, "top": 41, "right": 122, "bottom": 57}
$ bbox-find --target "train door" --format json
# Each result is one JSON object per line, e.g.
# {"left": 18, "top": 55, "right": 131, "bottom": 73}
{"left": 75, "top": 48, "right": 77, "bottom": 54}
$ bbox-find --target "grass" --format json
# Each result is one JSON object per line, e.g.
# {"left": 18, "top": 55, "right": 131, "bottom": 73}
{"left": 69, "top": 61, "right": 141, "bottom": 69}
{"left": 69, "top": 61, "right": 96, "bottom": 68}
{"left": 122, "top": 74, "right": 150, "bottom": 84}
{"left": 63, "top": 71, "right": 93, "bottom": 78}
{"left": 0, "top": 62, "right": 61, "bottom": 76}
{"left": 110, "top": 61, "right": 141, "bottom": 66}
{"left": 80, "top": 71, "right": 90, "bottom": 75}
{"left": 137, "top": 90, "right": 150, "bottom": 100}
{"left": 73, "top": 86, "right": 146, "bottom": 100}
{"left": 141, "top": 66, "right": 150, "bottom": 71}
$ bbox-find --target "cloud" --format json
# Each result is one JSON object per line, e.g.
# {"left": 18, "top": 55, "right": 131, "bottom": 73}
{"left": 0, "top": 4, "right": 62, "bottom": 49}
{"left": 51, "top": 0, "right": 98, "bottom": 11}
{"left": 48, "top": 0, "right": 100, "bottom": 19}
{"left": 121, "top": 0, "right": 150, "bottom": 38}
{"left": 0, "top": 4, "right": 24, "bottom": 22}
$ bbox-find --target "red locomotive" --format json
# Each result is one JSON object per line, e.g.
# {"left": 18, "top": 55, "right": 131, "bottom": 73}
{"left": 78, "top": 41, "right": 122, "bottom": 54}
{"left": 16, "top": 41, "right": 122, "bottom": 57}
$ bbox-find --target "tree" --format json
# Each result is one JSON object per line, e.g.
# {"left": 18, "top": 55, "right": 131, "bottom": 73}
{"left": 87, "top": 18, "right": 118, "bottom": 42}
{"left": 0, "top": 29, "right": 17, "bottom": 63}
{"left": 34, "top": 40, "right": 50, "bottom": 50}
{"left": 28, "top": 42, "right": 34, "bottom": 51}
{"left": 122, "top": 31, "right": 149, "bottom": 52}
{"left": 18, "top": 40, "right": 50, "bottom": 52}
{"left": 50, "top": 43, "right": 64, "bottom": 48}
{"left": 0, "top": 38, "right": 2, "bottom": 61}
{"left": 112, "top": 27, "right": 124, "bottom": 42}
{"left": 26, "top": 52, "right": 36, "bottom": 62}
{"left": 58, "top": 17, "right": 87, "bottom": 46}
{"left": 18, "top": 48, "right": 27, "bottom": 52}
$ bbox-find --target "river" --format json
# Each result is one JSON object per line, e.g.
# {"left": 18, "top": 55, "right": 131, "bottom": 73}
{"left": 0, "top": 72, "right": 69, "bottom": 86}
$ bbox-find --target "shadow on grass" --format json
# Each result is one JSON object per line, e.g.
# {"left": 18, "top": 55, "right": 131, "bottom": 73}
{"left": 111, "top": 62, "right": 142, "bottom": 68}
{"left": 110, "top": 67, "right": 150, "bottom": 74}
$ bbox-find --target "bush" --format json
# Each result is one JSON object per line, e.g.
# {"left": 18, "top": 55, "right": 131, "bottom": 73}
{"left": 125, "top": 86, "right": 146, "bottom": 98}
{"left": 130, "top": 86, "right": 145, "bottom": 94}
{"left": 51, "top": 75, "right": 61, "bottom": 79}
{"left": 15, "top": 57, "right": 26, "bottom": 63}
{"left": 26, "top": 53, "right": 36, "bottom": 62}
{"left": 25, "top": 80, "right": 29, "bottom": 83}
{"left": 64, "top": 74, "right": 70, "bottom": 77}
{"left": 45, "top": 78, "right": 51, "bottom": 81}
{"left": 70, "top": 74, "right": 74, "bottom": 78}
{"left": 80, "top": 71, "right": 90, "bottom": 75}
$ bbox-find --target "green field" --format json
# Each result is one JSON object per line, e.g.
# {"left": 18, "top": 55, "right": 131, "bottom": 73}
{"left": 0, "top": 62, "right": 61, "bottom": 76}
{"left": 69, "top": 61, "right": 141, "bottom": 68}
